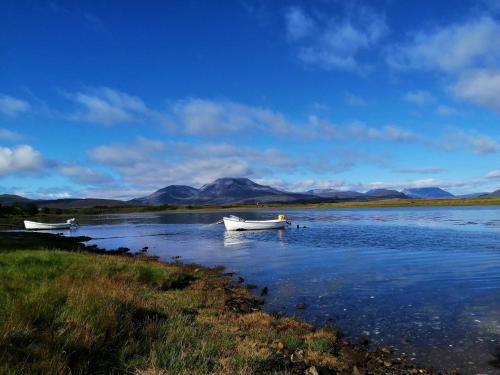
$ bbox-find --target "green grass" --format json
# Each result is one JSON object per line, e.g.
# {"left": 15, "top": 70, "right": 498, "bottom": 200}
{"left": 0, "top": 251, "right": 230, "bottom": 374}
{"left": 0, "top": 248, "right": 448, "bottom": 374}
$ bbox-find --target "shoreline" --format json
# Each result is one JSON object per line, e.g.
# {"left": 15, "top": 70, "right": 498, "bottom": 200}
{"left": 0, "top": 231, "right": 459, "bottom": 374}
{"left": 1, "top": 197, "right": 499, "bottom": 230}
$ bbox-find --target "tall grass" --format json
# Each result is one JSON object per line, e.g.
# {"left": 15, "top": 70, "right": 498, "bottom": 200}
{"left": 0, "top": 250, "right": 442, "bottom": 374}
{"left": 0, "top": 251, "right": 231, "bottom": 374}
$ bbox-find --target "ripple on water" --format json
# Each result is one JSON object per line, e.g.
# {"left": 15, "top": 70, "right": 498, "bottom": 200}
{"left": 71, "top": 206, "right": 500, "bottom": 374}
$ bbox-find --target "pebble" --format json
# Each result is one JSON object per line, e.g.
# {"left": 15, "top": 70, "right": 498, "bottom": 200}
{"left": 304, "top": 366, "right": 319, "bottom": 375}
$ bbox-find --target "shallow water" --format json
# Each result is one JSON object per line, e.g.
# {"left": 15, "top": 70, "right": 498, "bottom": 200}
{"left": 60, "top": 206, "right": 499, "bottom": 373}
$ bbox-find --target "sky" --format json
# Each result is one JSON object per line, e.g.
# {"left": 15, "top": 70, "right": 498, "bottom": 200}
{"left": 1, "top": 0, "right": 500, "bottom": 199}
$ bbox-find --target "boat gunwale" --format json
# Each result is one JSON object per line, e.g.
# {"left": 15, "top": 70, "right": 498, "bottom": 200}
{"left": 222, "top": 217, "right": 286, "bottom": 224}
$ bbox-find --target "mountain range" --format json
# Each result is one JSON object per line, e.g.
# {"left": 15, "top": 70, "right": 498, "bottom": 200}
{"left": 132, "top": 178, "right": 315, "bottom": 205}
{"left": 1, "top": 177, "right": 499, "bottom": 208}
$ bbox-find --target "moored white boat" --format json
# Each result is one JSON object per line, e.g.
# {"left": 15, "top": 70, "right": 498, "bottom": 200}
{"left": 223, "top": 215, "right": 289, "bottom": 231}
{"left": 24, "top": 218, "right": 78, "bottom": 230}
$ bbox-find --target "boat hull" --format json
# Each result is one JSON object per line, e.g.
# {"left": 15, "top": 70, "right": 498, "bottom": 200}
{"left": 24, "top": 221, "right": 73, "bottom": 230}
{"left": 223, "top": 217, "right": 287, "bottom": 231}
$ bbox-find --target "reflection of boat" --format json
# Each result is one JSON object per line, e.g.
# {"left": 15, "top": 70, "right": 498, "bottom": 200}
{"left": 223, "top": 230, "right": 250, "bottom": 246}
{"left": 223, "top": 215, "right": 289, "bottom": 231}
{"left": 24, "top": 218, "right": 78, "bottom": 230}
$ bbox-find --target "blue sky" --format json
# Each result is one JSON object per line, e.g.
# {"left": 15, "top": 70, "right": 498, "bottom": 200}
{"left": 1, "top": 0, "right": 500, "bottom": 199}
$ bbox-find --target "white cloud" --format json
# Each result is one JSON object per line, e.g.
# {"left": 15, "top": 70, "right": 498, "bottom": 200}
{"left": 0, "top": 128, "right": 22, "bottom": 141}
{"left": 387, "top": 17, "right": 500, "bottom": 72}
{"left": 88, "top": 138, "right": 256, "bottom": 189}
{"left": 486, "top": 169, "right": 500, "bottom": 178}
{"left": 285, "top": 5, "right": 388, "bottom": 71}
{"left": 285, "top": 7, "right": 315, "bottom": 40}
{"left": 0, "top": 95, "right": 30, "bottom": 117}
{"left": 363, "top": 178, "right": 477, "bottom": 191}
{"left": 88, "top": 136, "right": 390, "bottom": 193}
{"left": 66, "top": 87, "right": 149, "bottom": 125}
{"left": 347, "top": 123, "right": 418, "bottom": 142}
{"left": 403, "top": 90, "right": 435, "bottom": 106}
{"left": 58, "top": 164, "right": 113, "bottom": 184}
{"left": 466, "top": 133, "right": 499, "bottom": 154}
{"left": 167, "top": 99, "right": 423, "bottom": 145}
{"left": 436, "top": 105, "right": 460, "bottom": 116}
{"left": 451, "top": 70, "right": 500, "bottom": 112}
{"left": 387, "top": 17, "right": 500, "bottom": 113}
{"left": 171, "top": 98, "right": 290, "bottom": 135}
{"left": 393, "top": 166, "right": 446, "bottom": 174}
{"left": 440, "top": 130, "right": 499, "bottom": 154}
{"left": 89, "top": 137, "right": 164, "bottom": 166}
{"left": 0, "top": 145, "right": 45, "bottom": 176}
{"left": 344, "top": 92, "right": 368, "bottom": 106}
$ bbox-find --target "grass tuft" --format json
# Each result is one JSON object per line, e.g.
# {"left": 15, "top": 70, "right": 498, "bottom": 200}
{"left": 0, "top": 247, "right": 453, "bottom": 374}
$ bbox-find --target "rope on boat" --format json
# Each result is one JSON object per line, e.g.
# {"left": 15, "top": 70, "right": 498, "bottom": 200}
{"left": 204, "top": 219, "right": 224, "bottom": 226}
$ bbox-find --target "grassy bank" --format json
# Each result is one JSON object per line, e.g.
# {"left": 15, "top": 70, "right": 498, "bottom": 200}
{"left": 0, "top": 234, "right": 451, "bottom": 374}
{"left": 189, "top": 196, "right": 500, "bottom": 211}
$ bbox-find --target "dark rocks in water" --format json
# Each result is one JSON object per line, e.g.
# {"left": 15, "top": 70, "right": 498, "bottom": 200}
{"left": 401, "top": 336, "right": 411, "bottom": 345}
{"left": 140, "top": 246, "right": 149, "bottom": 252}
{"left": 296, "top": 303, "right": 306, "bottom": 309}
{"left": 237, "top": 276, "right": 244, "bottom": 284}
{"left": 171, "top": 255, "right": 181, "bottom": 260}
{"left": 260, "top": 286, "right": 268, "bottom": 296}
{"left": 271, "top": 310, "right": 285, "bottom": 319}
{"left": 489, "top": 346, "right": 500, "bottom": 368}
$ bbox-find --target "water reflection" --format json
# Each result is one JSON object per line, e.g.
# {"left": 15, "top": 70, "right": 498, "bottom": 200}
{"left": 65, "top": 206, "right": 500, "bottom": 373}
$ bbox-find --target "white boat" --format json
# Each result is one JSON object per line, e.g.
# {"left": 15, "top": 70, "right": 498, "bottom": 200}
{"left": 223, "top": 215, "right": 289, "bottom": 231}
{"left": 24, "top": 218, "right": 78, "bottom": 230}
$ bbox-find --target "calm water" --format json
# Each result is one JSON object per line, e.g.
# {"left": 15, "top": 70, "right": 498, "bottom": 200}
{"left": 62, "top": 207, "right": 499, "bottom": 373}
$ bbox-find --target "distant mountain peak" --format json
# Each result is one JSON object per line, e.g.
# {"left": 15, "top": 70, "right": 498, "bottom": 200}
{"left": 365, "top": 189, "right": 407, "bottom": 199}
{"left": 489, "top": 188, "right": 500, "bottom": 197}
{"left": 402, "top": 187, "right": 454, "bottom": 199}
{"left": 134, "top": 177, "right": 313, "bottom": 205}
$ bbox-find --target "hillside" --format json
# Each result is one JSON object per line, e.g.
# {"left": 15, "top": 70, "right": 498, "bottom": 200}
{"left": 135, "top": 177, "right": 316, "bottom": 205}
{"left": 0, "top": 194, "right": 32, "bottom": 206}
{"left": 365, "top": 189, "right": 407, "bottom": 199}
{"left": 403, "top": 187, "right": 454, "bottom": 199}
{"left": 489, "top": 189, "right": 500, "bottom": 197}
{"left": 306, "top": 189, "right": 365, "bottom": 199}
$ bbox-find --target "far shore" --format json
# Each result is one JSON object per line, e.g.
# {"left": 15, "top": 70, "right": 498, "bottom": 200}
{"left": 1, "top": 196, "right": 499, "bottom": 229}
